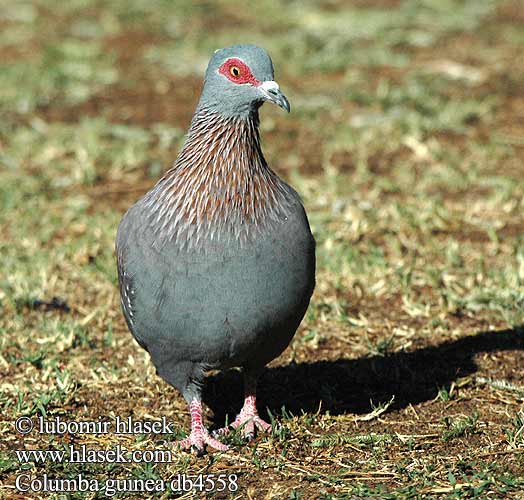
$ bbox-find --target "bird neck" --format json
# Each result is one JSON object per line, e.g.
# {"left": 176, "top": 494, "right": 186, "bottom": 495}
{"left": 181, "top": 107, "right": 265, "bottom": 173}
{"left": 145, "top": 108, "right": 291, "bottom": 249}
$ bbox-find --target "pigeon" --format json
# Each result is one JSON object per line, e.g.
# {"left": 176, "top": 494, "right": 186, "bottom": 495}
{"left": 116, "top": 44, "right": 315, "bottom": 454}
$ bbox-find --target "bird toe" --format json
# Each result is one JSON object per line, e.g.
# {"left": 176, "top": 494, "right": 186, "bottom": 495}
{"left": 253, "top": 416, "right": 272, "bottom": 433}
{"left": 177, "top": 428, "right": 228, "bottom": 454}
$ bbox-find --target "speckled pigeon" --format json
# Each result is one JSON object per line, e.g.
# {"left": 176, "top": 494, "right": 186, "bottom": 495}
{"left": 116, "top": 44, "right": 315, "bottom": 454}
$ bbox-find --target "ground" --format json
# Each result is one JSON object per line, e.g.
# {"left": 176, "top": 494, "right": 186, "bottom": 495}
{"left": 1, "top": 0, "right": 524, "bottom": 498}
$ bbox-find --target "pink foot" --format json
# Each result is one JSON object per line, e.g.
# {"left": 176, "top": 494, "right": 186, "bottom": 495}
{"left": 178, "top": 429, "right": 228, "bottom": 453}
{"left": 177, "top": 400, "right": 228, "bottom": 454}
{"left": 214, "top": 395, "right": 272, "bottom": 440}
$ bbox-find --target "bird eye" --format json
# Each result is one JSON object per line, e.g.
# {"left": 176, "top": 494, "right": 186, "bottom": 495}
{"left": 219, "top": 59, "right": 259, "bottom": 85}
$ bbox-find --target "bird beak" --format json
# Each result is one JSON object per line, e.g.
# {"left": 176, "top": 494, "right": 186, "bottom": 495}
{"left": 259, "top": 80, "right": 290, "bottom": 113}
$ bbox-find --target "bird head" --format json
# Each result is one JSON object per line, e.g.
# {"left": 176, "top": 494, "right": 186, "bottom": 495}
{"left": 197, "top": 44, "right": 290, "bottom": 118}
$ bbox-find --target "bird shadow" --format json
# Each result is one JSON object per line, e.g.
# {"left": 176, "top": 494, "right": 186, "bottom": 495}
{"left": 203, "top": 326, "right": 524, "bottom": 425}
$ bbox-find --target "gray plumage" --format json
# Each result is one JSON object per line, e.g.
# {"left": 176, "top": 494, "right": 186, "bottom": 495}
{"left": 116, "top": 44, "right": 315, "bottom": 452}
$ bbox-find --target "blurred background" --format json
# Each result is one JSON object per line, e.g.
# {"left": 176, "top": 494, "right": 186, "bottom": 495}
{"left": 1, "top": 0, "right": 524, "bottom": 497}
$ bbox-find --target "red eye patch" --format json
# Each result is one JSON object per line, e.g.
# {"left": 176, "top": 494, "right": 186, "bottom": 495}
{"left": 218, "top": 58, "right": 260, "bottom": 86}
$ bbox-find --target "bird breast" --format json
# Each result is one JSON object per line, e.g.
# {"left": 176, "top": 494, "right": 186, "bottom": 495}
{"left": 142, "top": 111, "right": 294, "bottom": 252}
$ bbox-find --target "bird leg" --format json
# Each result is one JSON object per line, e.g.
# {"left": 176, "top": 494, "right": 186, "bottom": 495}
{"left": 214, "top": 374, "right": 272, "bottom": 440}
{"left": 178, "top": 399, "right": 228, "bottom": 454}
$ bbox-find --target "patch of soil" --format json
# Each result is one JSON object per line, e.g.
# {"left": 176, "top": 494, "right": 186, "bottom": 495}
{"left": 39, "top": 75, "right": 200, "bottom": 127}
{"left": 322, "top": 0, "right": 402, "bottom": 9}
{"left": 36, "top": 28, "right": 201, "bottom": 127}
{"left": 496, "top": 0, "right": 524, "bottom": 23}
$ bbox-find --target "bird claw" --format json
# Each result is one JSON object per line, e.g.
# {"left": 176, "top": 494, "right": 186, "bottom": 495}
{"left": 213, "top": 413, "right": 272, "bottom": 440}
{"left": 191, "top": 444, "right": 206, "bottom": 457}
{"left": 178, "top": 429, "right": 229, "bottom": 454}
